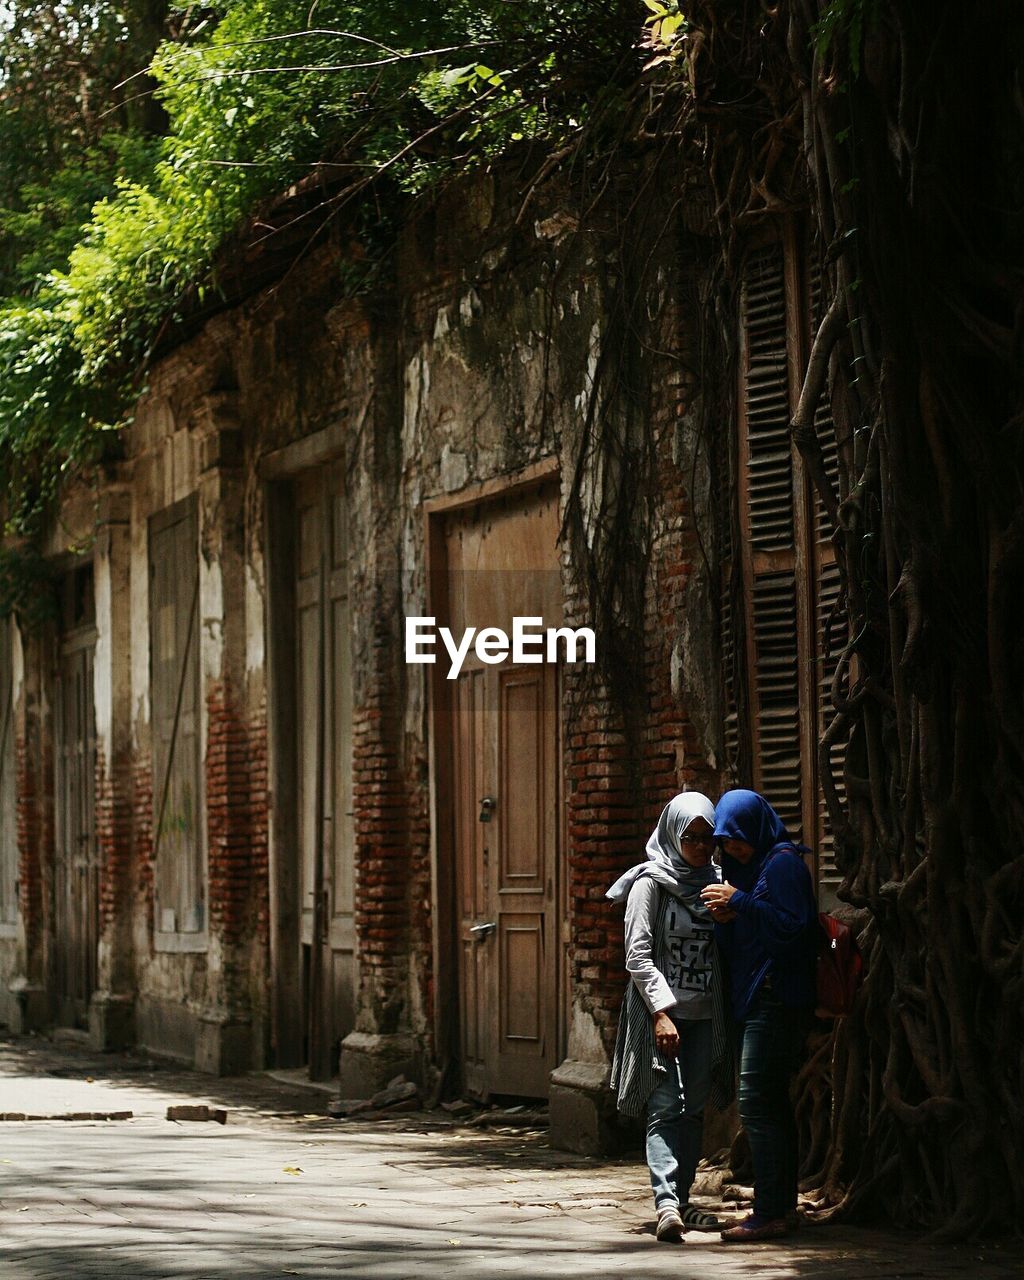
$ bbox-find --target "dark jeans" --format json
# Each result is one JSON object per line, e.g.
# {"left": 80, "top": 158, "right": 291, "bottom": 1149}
{"left": 737, "top": 988, "right": 812, "bottom": 1221}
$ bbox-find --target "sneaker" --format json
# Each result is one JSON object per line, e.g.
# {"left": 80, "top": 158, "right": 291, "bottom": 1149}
{"left": 720, "top": 1213, "right": 791, "bottom": 1243}
{"left": 655, "top": 1204, "right": 685, "bottom": 1242}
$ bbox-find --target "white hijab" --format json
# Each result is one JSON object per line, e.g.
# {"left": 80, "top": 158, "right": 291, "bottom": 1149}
{"left": 606, "top": 791, "right": 721, "bottom": 912}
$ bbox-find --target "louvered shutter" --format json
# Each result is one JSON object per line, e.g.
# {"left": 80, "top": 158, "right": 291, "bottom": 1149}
{"left": 738, "top": 244, "right": 805, "bottom": 841}
{"left": 726, "top": 229, "right": 853, "bottom": 895}
{"left": 720, "top": 570, "right": 742, "bottom": 781}
{"left": 807, "top": 254, "right": 849, "bottom": 893}
{"left": 718, "top": 380, "right": 744, "bottom": 782}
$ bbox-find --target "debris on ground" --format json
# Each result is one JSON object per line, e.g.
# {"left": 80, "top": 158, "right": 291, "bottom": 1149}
{"left": 328, "top": 1075, "right": 420, "bottom": 1118}
{"left": 166, "top": 1104, "right": 228, "bottom": 1124}
{"left": 440, "top": 1099, "right": 474, "bottom": 1116}
{"left": 327, "top": 1081, "right": 549, "bottom": 1132}
{"left": 691, "top": 1156, "right": 732, "bottom": 1196}
{"left": 0, "top": 1111, "right": 133, "bottom": 1122}
{"left": 464, "top": 1103, "right": 549, "bottom": 1131}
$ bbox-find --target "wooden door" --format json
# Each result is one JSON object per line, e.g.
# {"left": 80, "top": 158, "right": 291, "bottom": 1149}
{"left": 54, "top": 570, "right": 98, "bottom": 1027}
{"left": 294, "top": 468, "right": 355, "bottom": 1078}
{"left": 445, "top": 481, "right": 561, "bottom": 1098}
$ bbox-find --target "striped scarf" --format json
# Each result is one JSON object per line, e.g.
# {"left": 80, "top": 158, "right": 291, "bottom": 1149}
{"left": 609, "top": 887, "right": 735, "bottom": 1118}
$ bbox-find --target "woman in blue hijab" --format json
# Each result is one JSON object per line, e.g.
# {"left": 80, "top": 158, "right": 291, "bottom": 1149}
{"left": 700, "top": 789, "right": 818, "bottom": 1243}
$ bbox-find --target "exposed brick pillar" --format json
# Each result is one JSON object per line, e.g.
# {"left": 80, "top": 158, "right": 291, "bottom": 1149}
{"left": 339, "top": 621, "right": 421, "bottom": 1093}
{"left": 192, "top": 393, "right": 268, "bottom": 1073}
{"left": 549, "top": 647, "right": 645, "bottom": 1152}
{"left": 90, "top": 480, "right": 137, "bottom": 1048}
{"left": 338, "top": 319, "right": 433, "bottom": 1096}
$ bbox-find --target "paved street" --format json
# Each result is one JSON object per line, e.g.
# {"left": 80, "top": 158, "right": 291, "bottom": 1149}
{"left": 0, "top": 1034, "right": 1020, "bottom": 1280}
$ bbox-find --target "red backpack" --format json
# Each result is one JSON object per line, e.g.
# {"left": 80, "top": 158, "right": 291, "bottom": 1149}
{"left": 816, "top": 912, "right": 863, "bottom": 1017}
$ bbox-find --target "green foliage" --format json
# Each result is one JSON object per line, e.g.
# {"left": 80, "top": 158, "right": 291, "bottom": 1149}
{"left": 0, "top": 288, "right": 124, "bottom": 530}
{"left": 0, "top": 0, "right": 642, "bottom": 557}
{"left": 812, "top": 0, "right": 881, "bottom": 78}
{"left": 640, "top": 0, "right": 688, "bottom": 70}
{"left": 0, "top": 543, "right": 58, "bottom": 624}
{"left": 0, "top": 133, "right": 160, "bottom": 293}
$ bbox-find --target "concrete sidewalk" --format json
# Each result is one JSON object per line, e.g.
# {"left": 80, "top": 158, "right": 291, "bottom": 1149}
{"left": 0, "top": 1033, "right": 1019, "bottom": 1280}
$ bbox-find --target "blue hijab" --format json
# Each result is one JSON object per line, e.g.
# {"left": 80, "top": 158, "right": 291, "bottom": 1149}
{"left": 713, "top": 789, "right": 808, "bottom": 890}
{"left": 712, "top": 789, "right": 817, "bottom": 1018}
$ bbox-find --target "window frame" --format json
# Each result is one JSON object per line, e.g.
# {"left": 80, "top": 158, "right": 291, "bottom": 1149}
{"left": 148, "top": 493, "right": 208, "bottom": 953}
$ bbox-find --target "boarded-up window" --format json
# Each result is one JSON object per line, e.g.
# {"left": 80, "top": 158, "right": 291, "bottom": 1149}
{"left": 726, "top": 227, "right": 849, "bottom": 899}
{"left": 149, "top": 497, "right": 205, "bottom": 936}
{"left": 0, "top": 617, "right": 17, "bottom": 927}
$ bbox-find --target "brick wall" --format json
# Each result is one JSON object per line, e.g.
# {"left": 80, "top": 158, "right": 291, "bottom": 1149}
{"left": 132, "top": 754, "right": 153, "bottom": 938}
{"left": 205, "top": 680, "right": 268, "bottom": 946}
{"left": 95, "top": 746, "right": 133, "bottom": 937}
{"left": 562, "top": 280, "right": 721, "bottom": 1060}
{"left": 15, "top": 727, "right": 44, "bottom": 956}
{"left": 350, "top": 597, "right": 432, "bottom": 1041}
{"left": 249, "top": 696, "right": 270, "bottom": 947}
{"left": 23, "top": 155, "right": 724, "bottom": 1083}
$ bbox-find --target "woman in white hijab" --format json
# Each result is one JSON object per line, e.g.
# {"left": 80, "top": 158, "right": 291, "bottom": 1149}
{"left": 608, "top": 792, "right": 727, "bottom": 1243}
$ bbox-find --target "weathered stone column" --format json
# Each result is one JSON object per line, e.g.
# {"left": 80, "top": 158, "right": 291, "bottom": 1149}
{"left": 193, "top": 392, "right": 262, "bottom": 1074}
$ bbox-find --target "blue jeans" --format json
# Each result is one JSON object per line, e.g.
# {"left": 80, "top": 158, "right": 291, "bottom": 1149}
{"left": 646, "top": 1016, "right": 713, "bottom": 1210}
{"left": 737, "top": 989, "right": 812, "bottom": 1220}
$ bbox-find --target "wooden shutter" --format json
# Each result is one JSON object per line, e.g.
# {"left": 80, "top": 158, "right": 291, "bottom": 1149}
{"left": 728, "top": 229, "right": 851, "bottom": 894}
{"left": 0, "top": 618, "right": 16, "bottom": 926}
{"left": 807, "top": 255, "right": 848, "bottom": 892}
{"left": 720, "top": 570, "right": 743, "bottom": 781}
{"left": 738, "top": 243, "right": 806, "bottom": 840}
{"left": 718, "top": 368, "right": 745, "bottom": 783}
{"left": 149, "top": 497, "right": 204, "bottom": 935}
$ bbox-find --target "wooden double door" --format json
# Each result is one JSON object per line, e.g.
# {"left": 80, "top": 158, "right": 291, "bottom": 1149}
{"left": 291, "top": 468, "right": 356, "bottom": 1078}
{"left": 54, "top": 571, "right": 98, "bottom": 1028}
{"left": 441, "top": 480, "right": 563, "bottom": 1099}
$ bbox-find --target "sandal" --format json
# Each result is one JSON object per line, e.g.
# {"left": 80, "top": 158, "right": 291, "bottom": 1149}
{"left": 680, "top": 1204, "right": 723, "bottom": 1232}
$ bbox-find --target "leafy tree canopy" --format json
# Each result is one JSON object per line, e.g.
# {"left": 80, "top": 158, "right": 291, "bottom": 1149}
{"left": 0, "top": 0, "right": 646, "bottom": 541}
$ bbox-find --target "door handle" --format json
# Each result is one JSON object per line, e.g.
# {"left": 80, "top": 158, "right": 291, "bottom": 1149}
{"left": 469, "top": 921, "right": 497, "bottom": 939}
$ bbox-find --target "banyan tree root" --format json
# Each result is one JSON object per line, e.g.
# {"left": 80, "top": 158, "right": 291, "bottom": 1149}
{"left": 677, "top": 0, "right": 1024, "bottom": 1236}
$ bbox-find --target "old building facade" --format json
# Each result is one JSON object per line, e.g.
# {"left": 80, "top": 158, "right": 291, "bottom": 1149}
{"left": 0, "top": 157, "right": 845, "bottom": 1149}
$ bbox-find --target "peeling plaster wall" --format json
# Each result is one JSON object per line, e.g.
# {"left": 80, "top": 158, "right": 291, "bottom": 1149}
{"left": 23, "top": 159, "right": 723, "bottom": 1082}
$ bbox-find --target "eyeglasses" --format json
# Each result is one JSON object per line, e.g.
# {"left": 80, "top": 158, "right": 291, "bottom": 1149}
{"left": 681, "top": 833, "right": 716, "bottom": 847}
